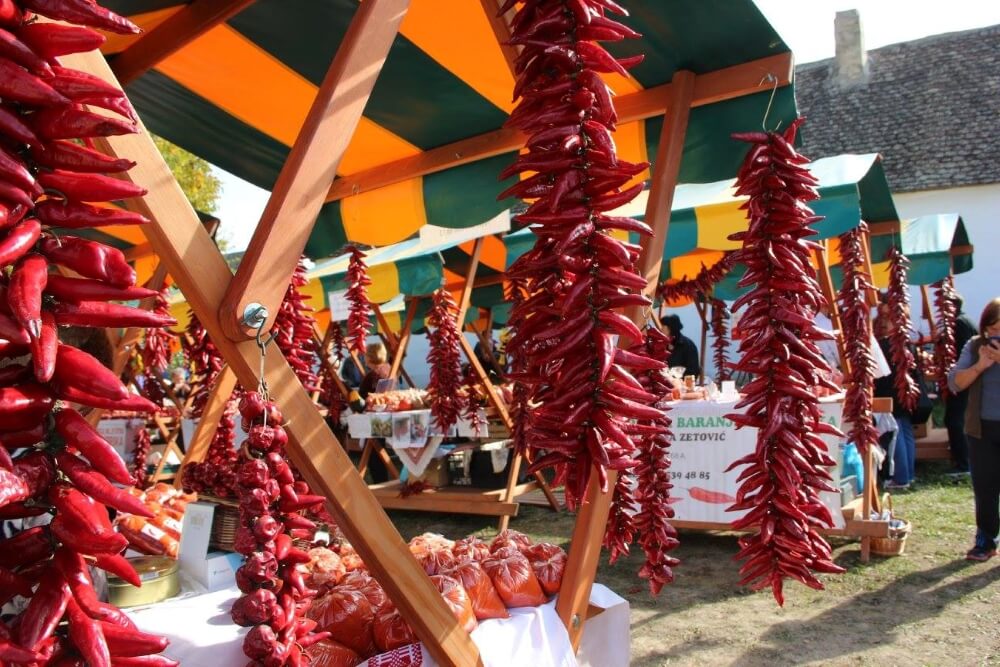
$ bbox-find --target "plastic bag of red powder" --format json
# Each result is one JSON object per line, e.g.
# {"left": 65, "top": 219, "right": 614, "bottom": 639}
{"left": 444, "top": 559, "right": 508, "bottom": 620}
{"left": 373, "top": 601, "right": 418, "bottom": 652}
{"left": 307, "top": 639, "right": 359, "bottom": 667}
{"left": 416, "top": 546, "right": 456, "bottom": 576}
{"left": 489, "top": 529, "right": 532, "bottom": 554}
{"left": 307, "top": 547, "right": 346, "bottom": 592}
{"left": 308, "top": 588, "right": 376, "bottom": 657}
{"left": 482, "top": 546, "right": 547, "bottom": 608}
{"left": 523, "top": 543, "right": 567, "bottom": 597}
{"left": 429, "top": 574, "right": 477, "bottom": 632}
{"left": 452, "top": 537, "right": 491, "bottom": 563}
{"left": 341, "top": 570, "right": 388, "bottom": 611}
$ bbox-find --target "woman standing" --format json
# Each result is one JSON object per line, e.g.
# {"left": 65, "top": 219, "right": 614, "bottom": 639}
{"left": 948, "top": 297, "right": 1000, "bottom": 561}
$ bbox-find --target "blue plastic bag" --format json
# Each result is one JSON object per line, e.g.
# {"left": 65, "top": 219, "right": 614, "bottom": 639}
{"left": 842, "top": 443, "right": 864, "bottom": 493}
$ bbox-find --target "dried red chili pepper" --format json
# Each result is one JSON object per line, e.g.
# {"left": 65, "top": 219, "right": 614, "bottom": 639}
{"left": 31, "top": 106, "right": 137, "bottom": 141}
{"left": 131, "top": 425, "right": 151, "bottom": 488}
{"left": 15, "top": 22, "right": 106, "bottom": 59}
{"left": 51, "top": 300, "right": 177, "bottom": 328}
{"left": 30, "top": 140, "right": 136, "bottom": 173}
{"left": 66, "top": 594, "right": 112, "bottom": 667}
{"left": 0, "top": 26, "right": 51, "bottom": 74}
{"left": 0, "top": 58, "right": 69, "bottom": 107}
{"left": 8, "top": 252, "right": 47, "bottom": 339}
{"left": 19, "top": 0, "right": 140, "bottom": 34}
{"left": 55, "top": 451, "right": 154, "bottom": 518}
{"left": 53, "top": 343, "right": 130, "bottom": 402}
{"left": 34, "top": 199, "right": 148, "bottom": 228}
{"left": 54, "top": 408, "right": 134, "bottom": 484}
{"left": 726, "top": 119, "right": 845, "bottom": 605}
{"left": 39, "top": 236, "right": 136, "bottom": 287}
{"left": 37, "top": 170, "right": 146, "bottom": 203}
{"left": 709, "top": 298, "right": 731, "bottom": 382}
{"left": 0, "top": 383, "right": 54, "bottom": 431}
{"left": 345, "top": 245, "right": 372, "bottom": 357}
{"left": 933, "top": 276, "right": 958, "bottom": 397}
{"left": 884, "top": 247, "right": 920, "bottom": 411}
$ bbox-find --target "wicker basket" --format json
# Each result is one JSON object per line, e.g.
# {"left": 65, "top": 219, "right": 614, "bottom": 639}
{"left": 871, "top": 497, "right": 912, "bottom": 557}
{"left": 202, "top": 496, "right": 240, "bottom": 552}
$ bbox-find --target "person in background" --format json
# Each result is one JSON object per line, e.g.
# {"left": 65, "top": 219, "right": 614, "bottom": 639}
{"left": 338, "top": 352, "right": 364, "bottom": 390}
{"left": 660, "top": 314, "right": 701, "bottom": 378}
{"left": 947, "top": 297, "right": 1000, "bottom": 562}
{"left": 169, "top": 367, "right": 192, "bottom": 402}
{"left": 874, "top": 304, "right": 919, "bottom": 490}
{"left": 358, "top": 341, "right": 391, "bottom": 399}
{"left": 945, "top": 294, "right": 978, "bottom": 476}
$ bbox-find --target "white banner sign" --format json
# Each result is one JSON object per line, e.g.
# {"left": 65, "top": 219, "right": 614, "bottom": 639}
{"left": 666, "top": 398, "right": 845, "bottom": 529}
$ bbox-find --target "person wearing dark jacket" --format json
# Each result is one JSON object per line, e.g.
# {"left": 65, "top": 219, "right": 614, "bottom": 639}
{"left": 660, "top": 314, "right": 701, "bottom": 378}
{"left": 945, "top": 294, "right": 978, "bottom": 474}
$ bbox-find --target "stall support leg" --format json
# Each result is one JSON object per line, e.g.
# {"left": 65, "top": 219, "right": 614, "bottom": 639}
{"left": 389, "top": 298, "right": 418, "bottom": 381}
{"left": 815, "top": 241, "right": 851, "bottom": 376}
{"left": 921, "top": 284, "right": 938, "bottom": 339}
{"left": 557, "top": 70, "right": 695, "bottom": 650}
{"left": 175, "top": 366, "right": 239, "bottom": 488}
{"left": 456, "top": 238, "right": 484, "bottom": 326}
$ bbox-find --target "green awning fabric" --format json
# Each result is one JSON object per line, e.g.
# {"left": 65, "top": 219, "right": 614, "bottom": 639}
{"left": 868, "top": 213, "right": 974, "bottom": 286}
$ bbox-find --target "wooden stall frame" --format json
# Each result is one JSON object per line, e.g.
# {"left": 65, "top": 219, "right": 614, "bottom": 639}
{"left": 64, "top": 24, "right": 815, "bottom": 664}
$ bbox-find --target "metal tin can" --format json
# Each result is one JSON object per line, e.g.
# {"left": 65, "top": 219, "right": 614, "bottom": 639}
{"left": 107, "top": 556, "right": 180, "bottom": 608}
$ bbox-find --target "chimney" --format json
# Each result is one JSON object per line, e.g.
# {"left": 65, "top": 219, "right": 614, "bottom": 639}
{"left": 834, "top": 9, "right": 868, "bottom": 87}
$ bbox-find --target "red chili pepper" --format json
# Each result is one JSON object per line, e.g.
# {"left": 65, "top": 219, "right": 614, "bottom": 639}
{"left": 16, "top": 22, "right": 106, "bottom": 59}
{"left": 0, "top": 146, "right": 36, "bottom": 191}
{"left": 8, "top": 253, "right": 48, "bottom": 340}
{"left": 12, "top": 449, "right": 55, "bottom": 499}
{"left": 92, "top": 553, "right": 141, "bottom": 588}
{"left": 48, "top": 483, "right": 116, "bottom": 535}
{"left": 0, "top": 639, "right": 42, "bottom": 663}
{"left": 0, "top": 179, "right": 33, "bottom": 208}
{"left": 55, "top": 451, "right": 154, "bottom": 518}
{"left": 51, "top": 512, "right": 129, "bottom": 557}
{"left": 52, "top": 300, "right": 177, "bottom": 328}
{"left": 43, "top": 66, "right": 126, "bottom": 103}
{"left": 45, "top": 276, "right": 156, "bottom": 303}
{"left": 55, "top": 385, "right": 159, "bottom": 413}
{"left": 109, "top": 656, "right": 180, "bottom": 667}
{"left": 31, "top": 310, "right": 58, "bottom": 382}
{"left": 17, "top": 568, "right": 71, "bottom": 651}
{"left": 54, "top": 408, "right": 133, "bottom": 484}
{"left": 0, "top": 218, "right": 40, "bottom": 268}
{"left": 0, "top": 310, "right": 29, "bottom": 344}
{"left": 0, "top": 384, "right": 54, "bottom": 431}
{"left": 0, "top": 525, "right": 54, "bottom": 569}
{"left": 688, "top": 487, "right": 737, "bottom": 504}
{"left": 39, "top": 236, "right": 136, "bottom": 287}
{"left": 99, "top": 623, "right": 169, "bottom": 658}
{"left": 0, "top": 58, "right": 69, "bottom": 106}
{"left": 0, "top": 27, "right": 52, "bottom": 75}
{"left": 31, "top": 141, "right": 136, "bottom": 174}
{"left": 54, "top": 546, "right": 108, "bottom": 620}
{"left": 34, "top": 199, "right": 148, "bottom": 228}
{"left": 0, "top": 423, "right": 44, "bottom": 449}
{"left": 66, "top": 594, "right": 112, "bottom": 667}
{"left": 30, "top": 106, "right": 137, "bottom": 141}
{"left": 54, "top": 344, "right": 129, "bottom": 402}
{"left": 37, "top": 170, "right": 146, "bottom": 203}
{"left": 19, "top": 0, "right": 140, "bottom": 34}
{"left": 0, "top": 562, "right": 33, "bottom": 598}
{"left": 0, "top": 106, "right": 37, "bottom": 145}
{"left": 0, "top": 0, "right": 23, "bottom": 27}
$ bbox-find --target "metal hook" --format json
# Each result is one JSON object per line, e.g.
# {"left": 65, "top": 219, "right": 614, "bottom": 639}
{"left": 759, "top": 73, "right": 780, "bottom": 132}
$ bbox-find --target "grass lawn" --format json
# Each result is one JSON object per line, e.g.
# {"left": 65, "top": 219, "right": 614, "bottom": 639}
{"left": 387, "top": 460, "right": 1000, "bottom": 666}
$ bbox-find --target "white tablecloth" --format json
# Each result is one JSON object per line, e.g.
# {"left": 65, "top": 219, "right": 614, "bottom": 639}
{"left": 126, "top": 583, "right": 629, "bottom": 667}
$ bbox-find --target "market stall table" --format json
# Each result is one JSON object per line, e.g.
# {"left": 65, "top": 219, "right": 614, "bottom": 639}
{"left": 124, "top": 583, "right": 629, "bottom": 667}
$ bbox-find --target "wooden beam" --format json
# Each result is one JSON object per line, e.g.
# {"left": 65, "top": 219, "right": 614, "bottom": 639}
{"left": 921, "top": 284, "right": 938, "bottom": 339}
{"left": 111, "top": 0, "right": 258, "bottom": 86}
{"left": 868, "top": 220, "right": 901, "bottom": 237}
{"left": 389, "top": 298, "right": 418, "bottom": 381}
{"left": 456, "top": 237, "right": 484, "bottom": 326}
{"left": 60, "top": 48, "right": 480, "bottom": 667}
{"left": 443, "top": 272, "right": 505, "bottom": 293}
{"left": 859, "top": 227, "right": 879, "bottom": 307}
{"left": 325, "top": 53, "right": 793, "bottom": 202}
{"left": 458, "top": 336, "right": 512, "bottom": 431}
{"left": 951, "top": 244, "right": 974, "bottom": 257}
{"left": 220, "top": 0, "right": 410, "bottom": 340}
{"left": 557, "top": 70, "right": 696, "bottom": 650}
{"left": 815, "top": 241, "right": 850, "bottom": 377}
{"left": 476, "top": 0, "right": 519, "bottom": 79}
{"left": 174, "top": 366, "right": 238, "bottom": 488}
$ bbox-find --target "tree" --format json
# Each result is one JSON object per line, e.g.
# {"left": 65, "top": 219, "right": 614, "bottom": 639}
{"left": 152, "top": 135, "right": 222, "bottom": 214}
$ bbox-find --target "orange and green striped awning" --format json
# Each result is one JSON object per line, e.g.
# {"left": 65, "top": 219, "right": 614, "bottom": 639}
{"left": 98, "top": 0, "right": 797, "bottom": 259}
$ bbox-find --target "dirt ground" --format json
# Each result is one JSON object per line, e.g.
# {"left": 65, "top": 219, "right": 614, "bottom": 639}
{"left": 389, "top": 461, "right": 1000, "bottom": 667}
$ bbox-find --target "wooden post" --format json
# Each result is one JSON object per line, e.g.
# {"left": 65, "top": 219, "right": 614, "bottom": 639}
{"left": 389, "top": 298, "right": 419, "bottom": 380}
{"left": 372, "top": 303, "right": 416, "bottom": 388}
{"left": 456, "top": 238, "right": 484, "bottom": 327}
{"left": 219, "top": 0, "right": 412, "bottom": 340}
{"left": 63, "top": 49, "right": 480, "bottom": 667}
{"left": 556, "top": 70, "right": 696, "bottom": 649}
{"left": 921, "top": 284, "right": 938, "bottom": 339}
{"left": 815, "top": 241, "right": 851, "bottom": 376}
{"left": 175, "top": 366, "right": 239, "bottom": 488}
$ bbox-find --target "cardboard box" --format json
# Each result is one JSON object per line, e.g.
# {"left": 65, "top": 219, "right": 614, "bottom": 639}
{"left": 179, "top": 502, "right": 242, "bottom": 590}
{"left": 414, "top": 458, "right": 449, "bottom": 487}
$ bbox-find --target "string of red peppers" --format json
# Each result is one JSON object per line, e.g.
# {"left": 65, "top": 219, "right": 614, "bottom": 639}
{"left": 139, "top": 288, "right": 172, "bottom": 377}
{"left": 183, "top": 309, "right": 223, "bottom": 417}
{"left": 131, "top": 423, "right": 151, "bottom": 489}
{"left": 726, "top": 120, "right": 845, "bottom": 605}
{"left": 710, "top": 298, "right": 731, "bottom": 382}
{"left": 603, "top": 325, "right": 680, "bottom": 595}
{"left": 0, "top": 1, "right": 179, "bottom": 663}
{"left": 500, "top": 0, "right": 664, "bottom": 511}
{"left": 932, "top": 276, "right": 957, "bottom": 398}
{"left": 181, "top": 399, "right": 239, "bottom": 499}
{"left": 345, "top": 245, "right": 372, "bottom": 358}
{"left": 885, "top": 246, "right": 920, "bottom": 412}
{"left": 232, "top": 393, "right": 329, "bottom": 665}
{"left": 656, "top": 253, "right": 736, "bottom": 304}
{"left": 273, "top": 259, "right": 319, "bottom": 394}
{"left": 837, "top": 222, "right": 879, "bottom": 456}
{"left": 426, "top": 288, "right": 467, "bottom": 434}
